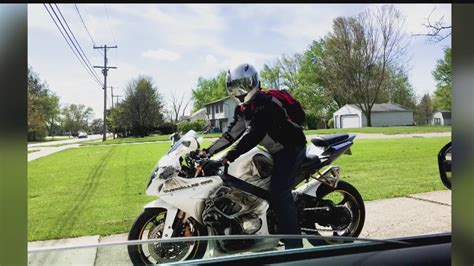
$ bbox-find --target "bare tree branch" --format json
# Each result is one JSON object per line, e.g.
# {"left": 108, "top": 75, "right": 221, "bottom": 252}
{"left": 412, "top": 7, "right": 451, "bottom": 44}
{"left": 169, "top": 91, "right": 192, "bottom": 122}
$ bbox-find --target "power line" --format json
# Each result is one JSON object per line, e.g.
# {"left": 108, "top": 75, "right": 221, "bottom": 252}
{"left": 43, "top": 4, "right": 103, "bottom": 87}
{"left": 103, "top": 4, "right": 118, "bottom": 58}
{"left": 53, "top": 4, "right": 103, "bottom": 84}
{"left": 46, "top": 4, "right": 102, "bottom": 86}
{"left": 74, "top": 4, "right": 96, "bottom": 46}
{"left": 81, "top": 4, "right": 104, "bottom": 56}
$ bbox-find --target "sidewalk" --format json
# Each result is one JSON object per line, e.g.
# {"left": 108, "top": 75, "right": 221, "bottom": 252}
{"left": 27, "top": 190, "right": 451, "bottom": 265}
{"left": 28, "top": 144, "right": 80, "bottom": 162}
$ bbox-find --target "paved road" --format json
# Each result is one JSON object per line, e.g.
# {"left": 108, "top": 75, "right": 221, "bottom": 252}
{"left": 27, "top": 190, "right": 451, "bottom": 265}
{"left": 28, "top": 134, "right": 113, "bottom": 162}
{"left": 28, "top": 134, "right": 105, "bottom": 148}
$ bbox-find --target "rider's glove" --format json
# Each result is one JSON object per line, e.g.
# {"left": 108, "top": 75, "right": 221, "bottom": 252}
{"left": 201, "top": 159, "right": 224, "bottom": 176}
{"left": 200, "top": 148, "right": 211, "bottom": 158}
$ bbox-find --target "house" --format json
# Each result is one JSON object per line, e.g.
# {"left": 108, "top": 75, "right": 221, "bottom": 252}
{"left": 177, "top": 108, "right": 209, "bottom": 124}
{"left": 178, "top": 115, "right": 191, "bottom": 122}
{"left": 333, "top": 103, "right": 414, "bottom": 128}
{"left": 431, "top": 110, "right": 451, "bottom": 125}
{"left": 204, "top": 96, "right": 237, "bottom": 132}
{"left": 190, "top": 107, "right": 208, "bottom": 121}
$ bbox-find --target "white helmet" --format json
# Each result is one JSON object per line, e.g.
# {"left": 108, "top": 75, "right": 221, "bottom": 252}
{"left": 226, "top": 63, "right": 260, "bottom": 105}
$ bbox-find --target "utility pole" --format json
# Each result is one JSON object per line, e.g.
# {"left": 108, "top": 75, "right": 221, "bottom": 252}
{"left": 112, "top": 94, "right": 122, "bottom": 107}
{"left": 110, "top": 86, "right": 122, "bottom": 108}
{"left": 94, "top": 44, "right": 117, "bottom": 141}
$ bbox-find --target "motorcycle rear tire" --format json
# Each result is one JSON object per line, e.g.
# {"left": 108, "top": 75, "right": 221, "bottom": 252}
{"left": 306, "top": 180, "right": 365, "bottom": 246}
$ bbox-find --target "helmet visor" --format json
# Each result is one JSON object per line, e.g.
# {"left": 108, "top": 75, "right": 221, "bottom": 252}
{"left": 226, "top": 78, "right": 253, "bottom": 97}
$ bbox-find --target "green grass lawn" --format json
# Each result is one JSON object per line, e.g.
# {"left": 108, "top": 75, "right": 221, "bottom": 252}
{"left": 79, "top": 126, "right": 451, "bottom": 146}
{"left": 336, "top": 137, "right": 449, "bottom": 201}
{"left": 27, "top": 136, "right": 70, "bottom": 144}
{"left": 28, "top": 137, "right": 449, "bottom": 241}
{"left": 304, "top": 125, "right": 451, "bottom": 135}
{"left": 80, "top": 134, "right": 172, "bottom": 146}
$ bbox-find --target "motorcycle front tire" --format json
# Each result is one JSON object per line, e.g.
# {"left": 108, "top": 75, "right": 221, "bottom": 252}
{"left": 127, "top": 208, "right": 208, "bottom": 265}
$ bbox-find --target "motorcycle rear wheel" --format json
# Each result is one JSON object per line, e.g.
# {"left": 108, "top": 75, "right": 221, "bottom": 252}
{"left": 127, "top": 208, "right": 208, "bottom": 265}
{"left": 303, "top": 180, "right": 365, "bottom": 246}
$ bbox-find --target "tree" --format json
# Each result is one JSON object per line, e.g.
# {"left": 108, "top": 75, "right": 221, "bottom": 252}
{"left": 377, "top": 68, "right": 417, "bottom": 109}
{"left": 169, "top": 91, "right": 191, "bottom": 122}
{"left": 293, "top": 40, "right": 336, "bottom": 128}
{"left": 260, "top": 62, "right": 282, "bottom": 90}
{"left": 319, "top": 5, "right": 408, "bottom": 126}
{"left": 122, "top": 76, "right": 165, "bottom": 137}
{"left": 107, "top": 102, "right": 129, "bottom": 138}
{"left": 432, "top": 47, "right": 451, "bottom": 110}
{"left": 89, "top": 119, "right": 104, "bottom": 134}
{"left": 191, "top": 71, "right": 227, "bottom": 112}
{"left": 277, "top": 53, "right": 303, "bottom": 91}
{"left": 415, "top": 94, "right": 433, "bottom": 125}
{"left": 27, "top": 66, "right": 61, "bottom": 141}
{"left": 260, "top": 54, "right": 303, "bottom": 92}
{"left": 45, "top": 93, "right": 60, "bottom": 137}
{"left": 61, "top": 104, "right": 94, "bottom": 136}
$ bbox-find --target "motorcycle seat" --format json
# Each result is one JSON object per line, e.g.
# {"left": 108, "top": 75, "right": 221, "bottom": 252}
{"left": 311, "top": 133, "right": 350, "bottom": 147}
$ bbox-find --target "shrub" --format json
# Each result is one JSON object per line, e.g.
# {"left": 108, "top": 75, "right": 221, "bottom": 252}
{"left": 177, "top": 119, "right": 208, "bottom": 133}
{"left": 328, "top": 118, "right": 334, "bottom": 128}
{"left": 157, "top": 122, "right": 177, "bottom": 135}
{"left": 305, "top": 112, "right": 320, "bottom": 130}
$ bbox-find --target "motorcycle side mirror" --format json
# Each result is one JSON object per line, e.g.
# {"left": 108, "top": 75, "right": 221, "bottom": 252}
{"left": 437, "top": 141, "right": 452, "bottom": 190}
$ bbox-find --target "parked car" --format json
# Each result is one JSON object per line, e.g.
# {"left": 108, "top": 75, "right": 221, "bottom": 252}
{"left": 78, "top": 132, "right": 88, "bottom": 138}
{"left": 438, "top": 141, "right": 452, "bottom": 189}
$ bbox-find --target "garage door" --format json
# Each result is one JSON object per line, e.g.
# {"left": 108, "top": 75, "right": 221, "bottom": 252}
{"left": 341, "top": 115, "right": 360, "bottom": 128}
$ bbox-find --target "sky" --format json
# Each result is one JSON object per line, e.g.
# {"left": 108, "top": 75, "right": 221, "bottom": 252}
{"left": 28, "top": 4, "right": 451, "bottom": 120}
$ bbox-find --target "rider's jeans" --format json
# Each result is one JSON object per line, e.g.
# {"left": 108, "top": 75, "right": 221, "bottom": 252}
{"left": 270, "top": 143, "right": 306, "bottom": 249}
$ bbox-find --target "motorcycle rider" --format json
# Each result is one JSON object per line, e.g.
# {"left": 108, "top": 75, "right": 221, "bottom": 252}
{"left": 200, "top": 63, "right": 306, "bottom": 249}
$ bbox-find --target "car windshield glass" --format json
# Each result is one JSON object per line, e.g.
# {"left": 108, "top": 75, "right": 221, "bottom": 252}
{"left": 27, "top": 234, "right": 412, "bottom": 265}
{"left": 27, "top": 3, "right": 452, "bottom": 265}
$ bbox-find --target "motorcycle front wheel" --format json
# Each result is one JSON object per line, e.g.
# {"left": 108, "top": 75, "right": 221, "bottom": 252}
{"left": 127, "top": 208, "right": 208, "bottom": 265}
{"left": 301, "top": 180, "right": 365, "bottom": 246}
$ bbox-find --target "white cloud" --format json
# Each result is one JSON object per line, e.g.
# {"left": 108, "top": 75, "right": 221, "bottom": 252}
{"left": 205, "top": 54, "right": 218, "bottom": 65}
{"left": 142, "top": 49, "right": 181, "bottom": 62}
{"left": 28, "top": 4, "right": 57, "bottom": 33}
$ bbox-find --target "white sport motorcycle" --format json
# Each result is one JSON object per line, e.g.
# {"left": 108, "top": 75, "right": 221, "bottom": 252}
{"left": 127, "top": 130, "right": 365, "bottom": 264}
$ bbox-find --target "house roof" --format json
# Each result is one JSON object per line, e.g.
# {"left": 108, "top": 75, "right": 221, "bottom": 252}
{"left": 347, "top": 103, "right": 412, "bottom": 112}
{"left": 191, "top": 108, "right": 207, "bottom": 117}
{"left": 204, "top": 96, "right": 231, "bottom": 106}
{"left": 434, "top": 110, "right": 451, "bottom": 120}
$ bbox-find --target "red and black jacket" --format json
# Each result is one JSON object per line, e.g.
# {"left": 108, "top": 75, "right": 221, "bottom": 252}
{"left": 207, "top": 91, "right": 306, "bottom": 162}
